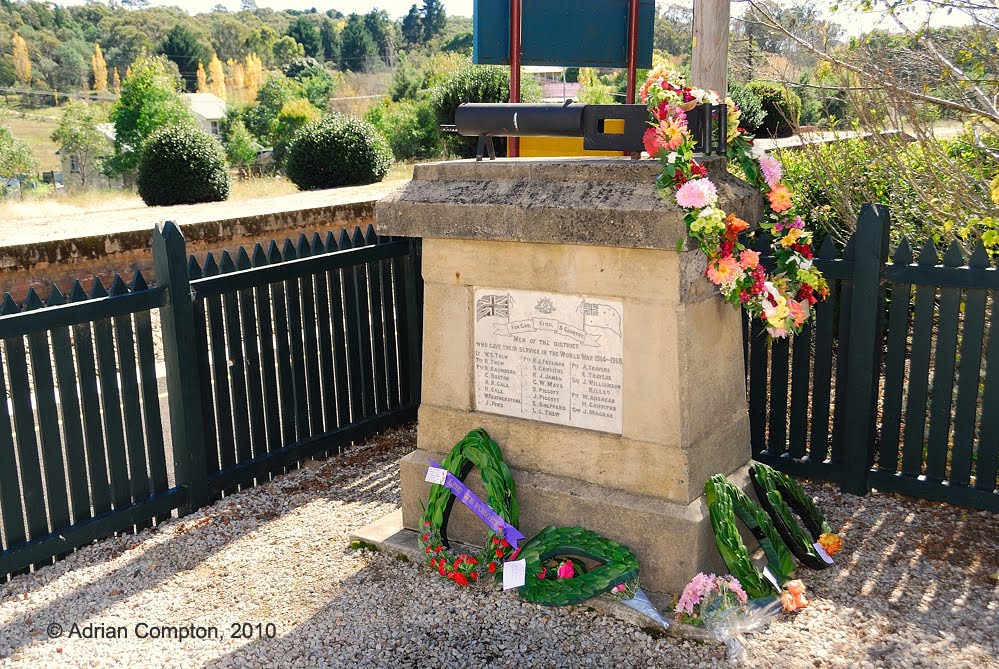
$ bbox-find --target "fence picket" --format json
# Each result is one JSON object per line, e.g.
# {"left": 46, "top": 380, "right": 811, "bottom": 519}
{"left": 0, "top": 336, "right": 27, "bottom": 556}
{"left": 282, "top": 239, "right": 309, "bottom": 443}
{"left": 879, "top": 239, "right": 913, "bottom": 473}
{"left": 311, "top": 233, "right": 336, "bottom": 432}
{"left": 70, "top": 282, "right": 111, "bottom": 515}
{"left": 130, "top": 272, "right": 168, "bottom": 515}
{"left": 23, "top": 290, "right": 71, "bottom": 537}
{"left": 975, "top": 282, "right": 999, "bottom": 493}
{"left": 950, "top": 243, "right": 989, "bottom": 486}
{"left": 252, "top": 244, "right": 281, "bottom": 459}
{"left": 381, "top": 243, "right": 400, "bottom": 409}
{"left": 220, "top": 252, "right": 251, "bottom": 467}
{"left": 340, "top": 229, "right": 365, "bottom": 424}
{"left": 830, "top": 234, "right": 857, "bottom": 468}
{"left": 2, "top": 295, "right": 48, "bottom": 545}
{"left": 91, "top": 278, "right": 131, "bottom": 511}
{"left": 328, "top": 232, "right": 351, "bottom": 429}
{"left": 353, "top": 227, "right": 376, "bottom": 419}
{"left": 767, "top": 335, "right": 789, "bottom": 456}
{"left": 236, "top": 249, "right": 267, "bottom": 462}
{"left": 188, "top": 258, "right": 219, "bottom": 477}
{"left": 808, "top": 236, "right": 839, "bottom": 462}
{"left": 924, "top": 242, "right": 964, "bottom": 482}
{"left": 367, "top": 230, "right": 389, "bottom": 415}
{"left": 269, "top": 241, "right": 296, "bottom": 449}
{"left": 788, "top": 323, "right": 811, "bottom": 458}
{"left": 110, "top": 276, "right": 150, "bottom": 522}
{"left": 901, "top": 240, "right": 939, "bottom": 477}
{"left": 747, "top": 317, "right": 768, "bottom": 454}
{"left": 203, "top": 254, "right": 237, "bottom": 474}
{"left": 43, "top": 287, "right": 89, "bottom": 525}
{"left": 297, "top": 235, "right": 324, "bottom": 438}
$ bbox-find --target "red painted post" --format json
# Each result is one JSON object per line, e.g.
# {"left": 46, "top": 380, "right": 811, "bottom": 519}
{"left": 625, "top": 0, "right": 640, "bottom": 104}
{"left": 509, "top": 0, "right": 521, "bottom": 157}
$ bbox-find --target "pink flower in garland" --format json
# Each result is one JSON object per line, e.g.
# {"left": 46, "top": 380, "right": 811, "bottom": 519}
{"left": 556, "top": 561, "right": 575, "bottom": 579}
{"left": 738, "top": 249, "right": 760, "bottom": 270}
{"left": 675, "top": 178, "right": 718, "bottom": 209}
{"left": 759, "top": 154, "right": 783, "bottom": 188}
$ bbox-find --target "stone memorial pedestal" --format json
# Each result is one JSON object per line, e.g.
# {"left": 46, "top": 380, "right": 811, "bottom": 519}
{"left": 368, "top": 157, "right": 763, "bottom": 594}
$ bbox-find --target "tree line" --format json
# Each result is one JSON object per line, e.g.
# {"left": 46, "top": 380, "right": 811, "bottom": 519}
{"left": 0, "top": 0, "right": 461, "bottom": 97}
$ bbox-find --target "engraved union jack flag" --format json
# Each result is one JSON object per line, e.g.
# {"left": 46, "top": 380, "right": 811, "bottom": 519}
{"left": 476, "top": 294, "right": 509, "bottom": 321}
{"left": 582, "top": 303, "right": 599, "bottom": 316}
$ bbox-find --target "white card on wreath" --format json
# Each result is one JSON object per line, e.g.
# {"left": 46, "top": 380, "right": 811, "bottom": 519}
{"left": 503, "top": 559, "right": 526, "bottom": 590}
{"left": 425, "top": 467, "right": 447, "bottom": 485}
{"left": 762, "top": 565, "right": 780, "bottom": 591}
{"left": 813, "top": 542, "right": 835, "bottom": 565}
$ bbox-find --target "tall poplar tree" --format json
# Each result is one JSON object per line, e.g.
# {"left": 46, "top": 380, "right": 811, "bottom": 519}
{"left": 11, "top": 33, "right": 31, "bottom": 87}
{"left": 91, "top": 42, "right": 108, "bottom": 92}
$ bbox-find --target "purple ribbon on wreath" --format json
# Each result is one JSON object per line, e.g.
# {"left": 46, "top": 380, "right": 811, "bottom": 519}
{"left": 427, "top": 459, "right": 525, "bottom": 549}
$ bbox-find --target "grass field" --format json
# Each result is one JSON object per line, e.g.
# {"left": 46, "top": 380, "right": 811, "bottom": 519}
{"left": 1, "top": 101, "right": 64, "bottom": 172}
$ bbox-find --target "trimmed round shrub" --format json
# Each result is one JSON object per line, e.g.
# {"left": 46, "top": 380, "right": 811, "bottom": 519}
{"left": 429, "top": 64, "right": 542, "bottom": 158}
{"left": 136, "top": 124, "right": 231, "bottom": 206}
{"left": 729, "top": 84, "right": 766, "bottom": 134}
{"left": 745, "top": 81, "right": 802, "bottom": 138}
{"left": 285, "top": 115, "right": 393, "bottom": 190}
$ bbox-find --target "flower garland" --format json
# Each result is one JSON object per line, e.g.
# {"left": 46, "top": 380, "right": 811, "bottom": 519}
{"left": 417, "top": 429, "right": 520, "bottom": 587}
{"left": 641, "top": 66, "right": 829, "bottom": 338}
{"left": 515, "top": 525, "right": 640, "bottom": 606}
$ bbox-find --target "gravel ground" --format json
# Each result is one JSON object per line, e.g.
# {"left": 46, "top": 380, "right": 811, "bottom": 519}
{"left": 1, "top": 424, "right": 996, "bottom": 669}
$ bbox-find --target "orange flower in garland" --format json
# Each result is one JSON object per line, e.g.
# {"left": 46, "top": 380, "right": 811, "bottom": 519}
{"left": 723, "top": 213, "right": 749, "bottom": 242}
{"left": 767, "top": 184, "right": 794, "bottom": 213}
{"left": 818, "top": 532, "right": 843, "bottom": 556}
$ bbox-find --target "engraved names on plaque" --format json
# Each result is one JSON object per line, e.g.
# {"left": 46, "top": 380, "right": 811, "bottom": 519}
{"left": 473, "top": 288, "right": 624, "bottom": 434}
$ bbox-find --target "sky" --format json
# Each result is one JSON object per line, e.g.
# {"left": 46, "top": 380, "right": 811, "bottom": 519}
{"left": 53, "top": 0, "right": 970, "bottom": 36}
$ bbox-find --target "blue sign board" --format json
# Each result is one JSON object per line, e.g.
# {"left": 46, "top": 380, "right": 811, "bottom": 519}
{"left": 473, "top": 0, "right": 655, "bottom": 69}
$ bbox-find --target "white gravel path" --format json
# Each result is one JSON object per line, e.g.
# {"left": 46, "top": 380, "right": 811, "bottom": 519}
{"left": 1, "top": 424, "right": 996, "bottom": 668}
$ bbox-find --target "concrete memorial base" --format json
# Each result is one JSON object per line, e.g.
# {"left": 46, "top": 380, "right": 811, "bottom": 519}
{"left": 364, "top": 157, "right": 764, "bottom": 595}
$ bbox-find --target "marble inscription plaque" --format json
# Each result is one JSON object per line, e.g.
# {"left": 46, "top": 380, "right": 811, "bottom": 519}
{"left": 473, "top": 288, "right": 624, "bottom": 434}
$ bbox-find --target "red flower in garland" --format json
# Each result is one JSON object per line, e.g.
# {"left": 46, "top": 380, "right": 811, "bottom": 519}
{"left": 469, "top": 572, "right": 479, "bottom": 581}
{"left": 434, "top": 546, "right": 443, "bottom": 553}
{"left": 424, "top": 521, "right": 431, "bottom": 527}
{"left": 488, "top": 562, "right": 498, "bottom": 574}
{"left": 690, "top": 162, "right": 708, "bottom": 178}
{"left": 499, "top": 539, "right": 510, "bottom": 549}
{"left": 494, "top": 549, "right": 504, "bottom": 558}
{"left": 438, "top": 562, "right": 446, "bottom": 576}
{"left": 797, "top": 284, "right": 817, "bottom": 305}
{"left": 673, "top": 169, "right": 688, "bottom": 187}
{"left": 424, "top": 546, "right": 432, "bottom": 554}
{"left": 430, "top": 558, "right": 437, "bottom": 568}
{"left": 450, "top": 572, "right": 470, "bottom": 587}
{"left": 791, "top": 243, "right": 813, "bottom": 259}
{"left": 422, "top": 534, "right": 430, "bottom": 542}
{"left": 536, "top": 568, "right": 547, "bottom": 579}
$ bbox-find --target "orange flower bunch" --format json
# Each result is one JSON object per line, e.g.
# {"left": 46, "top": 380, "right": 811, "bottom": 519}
{"left": 781, "top": 579, "right": 809, "bottom": 612}
{"left": 818, "top": 532, "right": 843, "bottom": 556}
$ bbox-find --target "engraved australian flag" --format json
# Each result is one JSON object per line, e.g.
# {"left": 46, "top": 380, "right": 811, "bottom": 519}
{"left": 476, "top": 294, "right": 509, "bottom": 321}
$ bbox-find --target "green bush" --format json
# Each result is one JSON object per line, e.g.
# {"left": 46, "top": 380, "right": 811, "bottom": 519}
{"left": 429, "top": 64, "right": 542, "bottom": 158}
{"left": 745, "top": 81, "right": 801, "bottom": 138}
{"left": 136, "top": 125, "right": 230, "bottom": 206}
{"left": 780, "top": 133, "right": 999, "bottom": 253}
{"left": 285, "top": 115, "right": 393, "bottom": 190}
{"left": 365, "top": 99, "right": 442, "bottom": 160}
{"left": 729, "top": 84, "right": 766, "bottom": 134}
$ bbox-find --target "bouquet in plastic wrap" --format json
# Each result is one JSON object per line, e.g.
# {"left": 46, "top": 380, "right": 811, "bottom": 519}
{"left": 673, "top": 573, "right": 783, "bottom": 663}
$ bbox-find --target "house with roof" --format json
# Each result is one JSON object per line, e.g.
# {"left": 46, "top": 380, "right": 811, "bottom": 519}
{"left": 185, "top": 93, "right": 227, "bottom": 138}
{"left": 59, "top": 122, "right": 123, "bottom": 190}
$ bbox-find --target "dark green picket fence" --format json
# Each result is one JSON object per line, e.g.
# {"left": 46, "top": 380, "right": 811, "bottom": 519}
{"left": 0, "top": 222, "right": 422, "bottom": 580}
{"left": 745, "top": 204, "right": 999, "bottom": 512}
